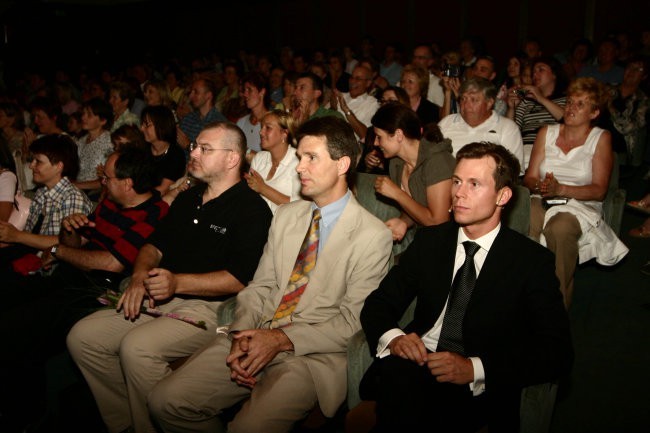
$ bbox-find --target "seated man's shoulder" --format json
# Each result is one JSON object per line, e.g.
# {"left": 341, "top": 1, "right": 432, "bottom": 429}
{"left": 501, "top": 225, "right": 555, "bottom": 262}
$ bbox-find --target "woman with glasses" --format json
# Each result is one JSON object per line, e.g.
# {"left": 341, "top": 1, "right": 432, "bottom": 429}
{"left": 524, "top": 77, "right": 628, "bottom": 307}
{"left": 244, "top": 110, "right": 300, "bottom": 213}
{"left": 140, "top": 106, "right": 186, "bottom": 197}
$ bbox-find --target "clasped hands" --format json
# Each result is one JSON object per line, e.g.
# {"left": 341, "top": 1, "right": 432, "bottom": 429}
{"left": 389, "top": 333, "right": 474, "bottom": 385}
{"left": 536, "top": 172, "right": 563, "bottom": 197}
{"left": 226, "top": 329, "right": 289, "bottom": 388}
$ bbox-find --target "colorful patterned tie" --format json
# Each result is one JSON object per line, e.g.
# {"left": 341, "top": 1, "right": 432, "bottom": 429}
{"left": 270, "top": 208, "right": 321, "bottom": 328}
{"left": 436, "top": 241, "right": 480, "bottom": 356}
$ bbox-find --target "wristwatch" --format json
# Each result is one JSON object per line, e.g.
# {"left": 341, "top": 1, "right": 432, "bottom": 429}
{"left": 50, "top": 244, "right": 59, "bottom": 257}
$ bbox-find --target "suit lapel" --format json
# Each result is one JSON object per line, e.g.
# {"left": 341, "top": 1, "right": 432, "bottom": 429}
{"left": 469, "top": 226, "right": 514, "bottom": 307}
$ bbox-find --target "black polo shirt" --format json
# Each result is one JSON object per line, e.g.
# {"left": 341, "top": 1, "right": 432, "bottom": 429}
{"left": 148, "top": 180, "right": 272, "bottom": 285}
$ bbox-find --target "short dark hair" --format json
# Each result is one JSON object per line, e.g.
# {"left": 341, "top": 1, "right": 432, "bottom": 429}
{"left": 141, "top": 105, "right": 177, "bottom": 145}
{"left": 296, "top": 116, "right": 359, "bottom": 185}
{"left": 114, "top": 148, "right": 161, "bottom": 194}
{"left": 29, "top": 134, "right": 80, "bottom": 180}
{"left": 110, "top": 124, "right": 148, "bottom": 152}
{"left": 371, "top": 102, "right": 422, "bottom": 140}
{"left": 242, "top": 72, "right": 271, "bottom": 109}
{"left": 82, "top": 97, "right": 114, "bottom": 131}
{"left": 297, "top": 72, "right": 324, "bottom": 104}
{"left": 203, "top": 121, "right": 247, "bottom": 167}
{"left": 456, "top": 142, "right": 520, "bottom": 191}
{"left": 110, "top": 81, "right": 136, "bottom": 108}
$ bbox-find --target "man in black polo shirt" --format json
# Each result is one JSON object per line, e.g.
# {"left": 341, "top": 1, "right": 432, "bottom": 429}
{"left": 67, "top": 122, "right": 272, "bottom": 433}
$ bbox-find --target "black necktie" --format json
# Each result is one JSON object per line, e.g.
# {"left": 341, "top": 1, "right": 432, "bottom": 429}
{"left": 437, "top": 241, "right": 481, "bottom": 356}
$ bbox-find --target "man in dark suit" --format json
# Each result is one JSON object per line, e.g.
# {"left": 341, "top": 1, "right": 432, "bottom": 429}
{"left": 360, "top": 142, "right": 573, "bottom": 432}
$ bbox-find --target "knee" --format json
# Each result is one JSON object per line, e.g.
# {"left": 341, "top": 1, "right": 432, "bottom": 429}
{"left": 543, "top": 213, "right": 581, "bottom": 242}
{"left": 118, "top": 328, "right": 161, "bottom": 373}
{"left": 66, "top": 319, "right": 96, "bottom": 362}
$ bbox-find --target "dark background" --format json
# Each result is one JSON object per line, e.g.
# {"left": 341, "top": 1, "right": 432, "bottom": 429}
{"left": 0, "top": 0, "right": 648, "bottom": 84}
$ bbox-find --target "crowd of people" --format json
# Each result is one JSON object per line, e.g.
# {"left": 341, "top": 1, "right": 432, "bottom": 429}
{"left": 0, "top": 29, "right": 648, "bottom": 433}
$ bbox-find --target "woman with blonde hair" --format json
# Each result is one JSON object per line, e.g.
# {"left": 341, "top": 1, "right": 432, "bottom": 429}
{"left": 400, "top": 64, "right": 439, "bottom": 125}
{"left": 244, "top": 109, "right": 301, "bottom": 213}
{"left": 524, "top": 77, "right": 628, "bottom": 307}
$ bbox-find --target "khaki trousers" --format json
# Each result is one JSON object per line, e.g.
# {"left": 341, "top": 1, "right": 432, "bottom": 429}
{"left": 149, "top": 335, "right": 319, "bottom": 433}
{"left": 66, "top": 297, "right": 222, "bottom": 433}
{"left": 530, "top": 198, "right": 582, "bottom": 307}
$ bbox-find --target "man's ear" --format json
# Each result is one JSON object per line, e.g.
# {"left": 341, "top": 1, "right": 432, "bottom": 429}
{"left": 337, "top": 155, "right": 351, "bottom": 177}
{"left": 496, "top": 186, "right": 513, "bottom": 207}
{"left": 123, "top": 177, "right": 134, "bottom": 192}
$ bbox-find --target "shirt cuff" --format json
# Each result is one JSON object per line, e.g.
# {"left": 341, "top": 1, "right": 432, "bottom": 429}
{"left": 468, "top": 356, "right": 485, "bottom": 396}
{"left": 375, "top": 328, "right": 405, "bottom": 358}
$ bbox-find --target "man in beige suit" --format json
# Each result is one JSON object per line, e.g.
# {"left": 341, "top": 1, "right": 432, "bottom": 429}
{"left": 149, "top": 117, "right": 393, "bottom": 433}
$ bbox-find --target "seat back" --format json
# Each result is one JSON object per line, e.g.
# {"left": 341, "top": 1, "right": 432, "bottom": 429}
{"left": 602, "top": 155, "right": 626, "bottom": 236}
{"left": 503, "top": 185, "right": 531, "bottom": 236}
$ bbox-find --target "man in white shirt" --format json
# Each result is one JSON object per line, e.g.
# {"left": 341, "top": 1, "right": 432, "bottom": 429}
{"left": 333, "top": 65, "right": 379, "bottom": 141}
{"left": 438, "top": 77, "right": 525, "bottom": 172}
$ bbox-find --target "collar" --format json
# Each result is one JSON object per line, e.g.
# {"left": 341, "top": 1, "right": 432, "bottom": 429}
{"left": 311, "top": 190, "right": 351, "bottom": 227}
{"left": 457, "top": 223, "right": 501, "bottom": 254}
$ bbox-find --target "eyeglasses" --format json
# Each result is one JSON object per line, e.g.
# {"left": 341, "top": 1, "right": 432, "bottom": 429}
{"left": 101, "top": 174, "right": 121, "bottom": 183}
{"left": 189, "top": 142, "right": 234, "bottom": 155}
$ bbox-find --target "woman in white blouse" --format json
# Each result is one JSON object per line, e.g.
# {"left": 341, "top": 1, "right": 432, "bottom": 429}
{"left": 244, "top": 109, "right": 301, "bottom": 213}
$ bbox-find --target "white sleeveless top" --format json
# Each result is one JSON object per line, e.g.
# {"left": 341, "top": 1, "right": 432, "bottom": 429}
{"left": 539, "top": 124, "right": 603, "bottom": 213}
{"left": 538, "top": 124, "right": 628, "bottom": 266}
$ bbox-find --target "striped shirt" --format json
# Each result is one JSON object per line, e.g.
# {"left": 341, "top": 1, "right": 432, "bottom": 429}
{"left": 82, "top": 192, "right": 169, "bottom": 271}
{"left": 515, "top": 96, "right": 566, "bottom": 146}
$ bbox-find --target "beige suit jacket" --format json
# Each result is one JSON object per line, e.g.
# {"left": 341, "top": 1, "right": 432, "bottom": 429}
{"left": 231, "top": 195, "right": 392, "bottom": 416}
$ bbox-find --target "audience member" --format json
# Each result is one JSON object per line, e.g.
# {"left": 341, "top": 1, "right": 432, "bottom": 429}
{"left": 439, "top": 77, "right": 524, "bottom": 171}
{"left": 524, "top": 77, "right": 628, "bottom": 306}
{"left": 140, "top": 106, "right": 186, "bottom": 196}
{"left": 359, "top": 141, "right": 572, "bottom": 433}
{"left": 244, "top": 109, "right": 301, "bottom": 213}
{"left": 236, "top": 72, "right": 270, "bottom": 157}
{"left": 332, "top": 65, "right": 380, "bottom": 141}
{"left": 507, "top": 56, "right": 567, "bottom": 168}
{"left": 0, "top": 148, "right": 169, "bottom": 432}
{"left": 148, "top": 116, "right": 393, "bottom": 433}
{"left": 109, "top": 81, "right": 141, "bottom": 132}
{"left": 74, "top": 97, "right": 114, "bottom": 195}
{"left": 578, "top": 37, "right": 625, "bottom": 85}
{"left": 370, "top": 103, "right": 454, "bottom": 252}
{"left": 291, "top": 72, "right": 343, "bottom": 126}
{"left": 0, "top": 134, "right": 92, "bottom": 277}
{"left": 67, "top": 122, "right": 272, "bottom": 433}
{"left": 607, "top": 56, "right": 649, "bottom": 167}
{"left": 400, "top": 64, "right": 440, "bottom": 125}
{"left": 178, "top": 76, "right": 227, "bottom": 148}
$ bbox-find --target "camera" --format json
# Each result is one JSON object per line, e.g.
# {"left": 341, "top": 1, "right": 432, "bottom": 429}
{"left": 514, "top": 88, "right": 527, "bottom": 98}
{"left": 442, "top": 64, "right": 461, "bottom": 78}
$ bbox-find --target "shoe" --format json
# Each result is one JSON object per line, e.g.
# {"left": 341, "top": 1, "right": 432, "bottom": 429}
{"left": 629, "top": 225, "right": 650, "bottom": 238}
{"left": 641, "top": 261, "right": 650, "bottom": 276}
{"left": 626, "top": 200, "right": 650, "bottom": 215}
